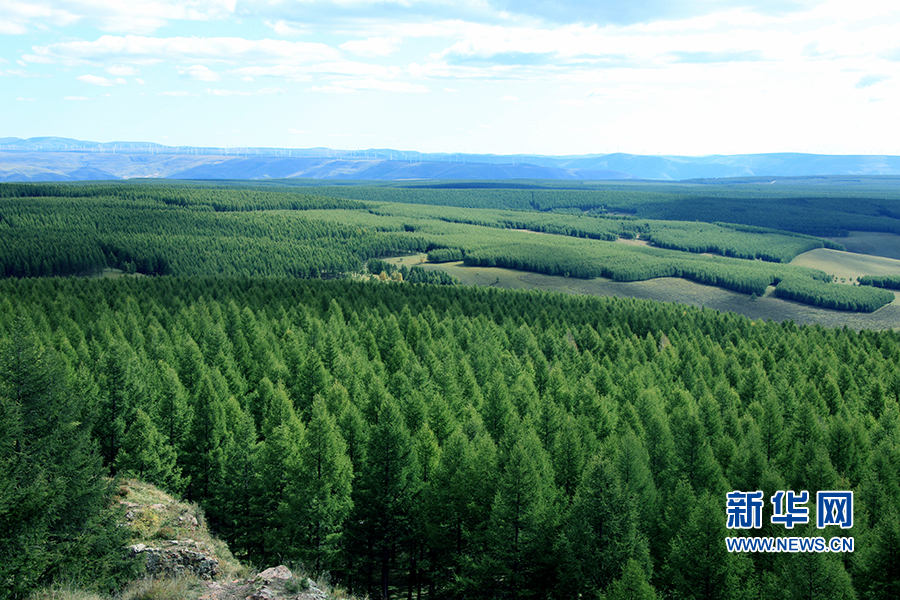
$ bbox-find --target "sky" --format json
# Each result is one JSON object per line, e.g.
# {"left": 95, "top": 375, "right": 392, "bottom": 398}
{"left": 1, "top": 0, "right": 899, "bottom": 156}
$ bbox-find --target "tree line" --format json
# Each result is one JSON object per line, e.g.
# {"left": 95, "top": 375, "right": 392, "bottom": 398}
{"left": 0, "top": 182, "right": 891, "bottom": 314}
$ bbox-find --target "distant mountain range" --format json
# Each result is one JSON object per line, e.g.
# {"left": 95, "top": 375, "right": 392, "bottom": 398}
{"left": 3, "top": 136, "right": 900, "bottom": 182}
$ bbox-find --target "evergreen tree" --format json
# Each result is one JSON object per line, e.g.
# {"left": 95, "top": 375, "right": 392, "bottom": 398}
{"left": 348, "top": 395, "right": 418, "bottom": 600}
{"left": 184, "top": 371, "right": 228, "bottom": 501}
{"left": 208, "top": 396, "right": 259, "bottom": 557}
{"left": 114, "top": 407, "right": 184, "bottom": 493}
{"left": 97, "top": 339, "right": 145, "bottom": 467}
{"left": 0, "top": 327, "right": 135, "bottom": 599}
{"left": 605, "top": 559, "right": 660, "bottom": 600}
{"left": 663, "top": 492, "right": 753, "bottom": 600}
{"left": 486, "top": 425, "right": 559, "bottom": 599}
{"left": 154, "top": 360, "right": 193, "bottom": 453}
{"left": 765, "top": 536, "right": 856, "bottom": 600}
{"left": 857, "top": 508, "right": 900, "bottom": 599}
{"left": 424, "top": 428, "right": 475, "bottom": 588}
{"left": 285, "top": 397, "right": 353, "bottom": 574}
{"left": 560, "top": 455, "right": 650, "bottom": 599}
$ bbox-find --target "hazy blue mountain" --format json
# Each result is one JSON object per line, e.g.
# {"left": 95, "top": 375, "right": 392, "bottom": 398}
{"left": 2, "top": 137, "right": 899, "bottom": 181}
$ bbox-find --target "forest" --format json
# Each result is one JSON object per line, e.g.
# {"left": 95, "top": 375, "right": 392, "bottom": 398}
{"left": 1, "top": 180, "right": 899, "bottom": 600}
{"left": 2, "top": 275, "right": 899, "bottom": 600}
{"left": 0, "top": 181, "right": 893, "bottom": 312}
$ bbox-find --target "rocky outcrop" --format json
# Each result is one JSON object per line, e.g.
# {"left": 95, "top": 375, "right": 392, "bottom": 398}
{"left": 198, "top": 565, "right": 330, "bottom": 600}
{"left": 129, "top": 540, "right": 219, "bottom": 579}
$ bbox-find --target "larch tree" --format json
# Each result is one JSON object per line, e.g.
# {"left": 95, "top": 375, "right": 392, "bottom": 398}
{"left": 286, "top": 396, "right": 353, "bottom": 575}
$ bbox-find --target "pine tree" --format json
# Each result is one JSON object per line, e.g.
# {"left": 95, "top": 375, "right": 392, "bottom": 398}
{"left": 255, "top": 390, "right": 307, "bottom": 563}
{"left": 285, "top": 397, "right": 353, "bottom": 575}
{"left": 153, "top": 360, "right": 192, "bottom": 455}
{"left": 486, "top": 425, "right": 559, "bottom": 599}
{"left": 0, "top": 326, "right": 135, "bottom": 598}
{"left": 208, "top": 396, "right": 259, "bottom": 557}
{"left": 560, "top": 455, "right": 650, "bottom": 598}
{"left": 858, "top": 508, "right": 900, "bottom": 599}
{"left": 114, "top": 408, "right": 184, "bottom": 493}
{"left": 765, "top": 534, "right": 855, "bottom": 600}
{"left": 664, "top": 492, "right": 752, "bottom": 600}
{"left": 97, "top": 339, "right": 145, "bottom": 467}
{"left": 348, "top": 395, "right": 418, "bottom": 600}
{"left": 184, "top": 371, "right": 228, "bottom": 501}
{"left": 424, "top": 428, "right": 475, "bottom": 587}
{"left": 605, "top": 559, "right": 660, "bottom": 600}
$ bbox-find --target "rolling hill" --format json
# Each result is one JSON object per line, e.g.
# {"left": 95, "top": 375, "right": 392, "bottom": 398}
{"left": 3, "top": 137, "right": 900, "bottom": 181}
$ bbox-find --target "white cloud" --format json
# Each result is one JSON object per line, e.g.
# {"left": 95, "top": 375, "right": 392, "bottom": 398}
{"left": 0, "top": 1, "right": 79, "bottom": 34}
{"left": 179, "top": 64, "right": 221, "bottom": 81}
{"left": 206, "top": 87, "right": 284, "bottom": 96}
{"left": 76, "top": 74, "right": 123, "bottom": 86}
{"left": 311, "top": 85, "right": 356, "bottom": 94}
{"left": 25, "top": 35, "right": 341, "bottom": 67}
{"left": 1, "top": 0, "right": 237, "bottom": 35}
{"left": 157, "top": 90, "right": 198, "bottom": 96}
{"left": 340, "top": 37, "right": 401, "bottom": 57}
{"left": 264, "top": 19, "right": 306, "bottom": 36}
{"left": 207, "top": 88, "right": 252, "bottom": 96}
{"left": 312, "top": 79, "right": 429, "bottom": 93}
{"left": 856, "top": 74, "right": 887, "bottom": 88}
{"left": 106, "top": 65, "right": 138, "bottom": 76}
{"left": 1, "top": 68, "right": 42, "bottom": 78}
{"left": 17, "top": 96, "right": 37, "bottom": 101}
{"left": 135, "top": 78, "right": 146, "bottom": 84}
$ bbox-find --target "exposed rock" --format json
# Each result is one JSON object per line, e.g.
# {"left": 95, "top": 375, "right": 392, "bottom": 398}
{"left": 129, "top": 540, "right": 219, "bottom": 580}
{"left": 178, "top": 513, "right": 200, "bottom": 528}
{"left": 245, "top": 585, "right": 276, "bottom": 600}
{"left": 256, "top": 566, "right": 293, "bottom": 582}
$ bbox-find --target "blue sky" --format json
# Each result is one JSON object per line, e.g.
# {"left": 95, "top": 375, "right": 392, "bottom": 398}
{"left": 1, "top": 0, "right": 898, "bottom": 156}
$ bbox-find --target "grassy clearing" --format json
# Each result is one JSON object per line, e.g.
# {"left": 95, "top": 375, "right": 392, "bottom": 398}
{"left": 389, "top": 254, "right": 900, "bottom": 330}
{"left": 28, "top": 586, "right": 106, "bottom": 600}
{"left": 790, "top": 248, "right": 900, "bottom": 283}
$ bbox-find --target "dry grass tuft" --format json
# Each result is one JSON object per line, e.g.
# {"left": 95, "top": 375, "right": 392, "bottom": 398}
{"left": 117, "top": 576, "right": 203, "bottom": 600}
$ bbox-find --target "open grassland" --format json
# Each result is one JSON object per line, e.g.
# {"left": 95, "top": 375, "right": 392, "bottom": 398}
{"left": 791, "top": 247, "right": 900, "bottom": 283}
{"left": 391, "top": 254, "right": 900, "bottom": 330}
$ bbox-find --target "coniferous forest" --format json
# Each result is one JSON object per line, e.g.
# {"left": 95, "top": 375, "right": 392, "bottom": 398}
{"left": 1, "top": 180, "right": 900, "bottom": 600}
